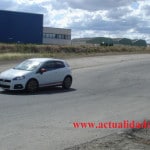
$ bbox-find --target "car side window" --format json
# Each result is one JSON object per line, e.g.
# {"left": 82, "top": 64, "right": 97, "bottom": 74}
{"left": 54, "top": 61, "right": 65, "bottom": 69}
{"left": 42, "top": 61, "right": 55, "bottom": 71}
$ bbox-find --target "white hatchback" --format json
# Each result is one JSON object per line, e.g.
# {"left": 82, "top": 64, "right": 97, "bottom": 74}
{"left": 0, "top": 58, "right": 72, "bottom": 92}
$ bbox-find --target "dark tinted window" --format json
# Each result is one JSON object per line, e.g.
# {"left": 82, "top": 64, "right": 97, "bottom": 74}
{"left": 42, "top": 61, "right": 55, "bottom": 70}
{"left": 54, "top": 61, "right": 65, "bottom": 68}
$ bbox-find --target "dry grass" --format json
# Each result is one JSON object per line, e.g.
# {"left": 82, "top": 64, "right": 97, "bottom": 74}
{"left": 0, "top": 43, "right": 149, "bottom": 61}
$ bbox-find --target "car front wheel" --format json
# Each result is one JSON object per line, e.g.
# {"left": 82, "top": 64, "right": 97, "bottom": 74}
{"left": 62, "top": 76, "right": 72, "bottom": 89}
{"left": 26, "top": 79, "right": 38, "bottom": 92}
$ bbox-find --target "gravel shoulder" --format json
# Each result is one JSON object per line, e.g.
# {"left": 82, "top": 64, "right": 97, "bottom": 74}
{"left": 65, "top": 128, "right": 150, "bottom": 150}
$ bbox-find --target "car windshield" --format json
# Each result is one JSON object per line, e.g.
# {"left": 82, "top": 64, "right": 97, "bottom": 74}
{"left": 14, "top": 60, "right": 41, "bottom": 71}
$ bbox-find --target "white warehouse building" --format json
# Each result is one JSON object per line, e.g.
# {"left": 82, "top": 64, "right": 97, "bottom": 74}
{"left": 43, "top": 27, "right": 71, "bottom": 45}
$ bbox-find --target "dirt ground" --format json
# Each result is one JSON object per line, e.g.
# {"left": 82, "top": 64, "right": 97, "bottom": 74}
{"left": 65, "top": 128, "right": 150, "bottom": 150}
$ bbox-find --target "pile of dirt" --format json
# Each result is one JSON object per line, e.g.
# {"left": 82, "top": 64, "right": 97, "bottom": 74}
{"left": 65, "top": 128, "right": 150, "bottom": 150}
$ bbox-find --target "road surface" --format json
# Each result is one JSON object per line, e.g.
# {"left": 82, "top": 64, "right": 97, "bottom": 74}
{"left": 0, "top": 54, "right": 150, "bottom": 150}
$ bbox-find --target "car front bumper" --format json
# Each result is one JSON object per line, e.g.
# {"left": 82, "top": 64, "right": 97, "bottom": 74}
{"left": 0, "top": 78, "right": 26, "bottom": 90}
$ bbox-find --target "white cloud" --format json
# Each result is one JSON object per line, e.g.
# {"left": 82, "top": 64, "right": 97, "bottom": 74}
{"left": 0, "top": 0, "right": 150, "bottom": 43}
{"left": 57, "top": 0, "right": 144, "bottom": 11}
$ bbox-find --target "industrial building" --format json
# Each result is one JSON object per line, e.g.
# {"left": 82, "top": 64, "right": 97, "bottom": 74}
{"left": 87, "top": 37, "right": 113, "bottom": 46}
{"left": 72, "top": 37, "right": 115, "bottom": 46}
{"left": 71, "top": 38, "right": 92, "bottom": 46}
{"left": 0, "top": 10, "right": 71, "bottom": 45}
{"left": 72, "top": 37, "right": 147, "bottom": 47}
{"left": 43, "top": 27, "right": 71, "bottom": 45}
{"left": 0, "top": 10, "right": 43, "bottom": 44}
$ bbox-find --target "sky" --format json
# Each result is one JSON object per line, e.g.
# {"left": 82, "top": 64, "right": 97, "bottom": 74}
{"left": 0, "top": 0, "right": 150, "bottom": 43}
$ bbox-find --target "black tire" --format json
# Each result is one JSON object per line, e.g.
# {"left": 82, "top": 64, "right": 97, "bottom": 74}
{"left": 26, "top": 79, "right": 38, "bottom": 92}
{"left": 62, "top": 76, "right": 72, "bottom": 89}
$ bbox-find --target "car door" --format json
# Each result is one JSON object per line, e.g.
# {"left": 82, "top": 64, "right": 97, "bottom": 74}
{"left": 36, "top": 61, "right": 59, "bottom": 87}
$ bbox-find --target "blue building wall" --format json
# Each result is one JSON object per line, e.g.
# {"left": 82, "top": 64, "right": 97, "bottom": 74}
{"left": 0, "top": 10, "right": 43, "bottom": 44}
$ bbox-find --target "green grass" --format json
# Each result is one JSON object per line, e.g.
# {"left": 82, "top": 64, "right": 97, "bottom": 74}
{"left": 0, "top": 43, "right": 149, "bottom": 61}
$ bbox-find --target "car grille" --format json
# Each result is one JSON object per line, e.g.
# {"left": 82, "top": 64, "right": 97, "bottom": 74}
{"left": 0, "top": 78, "right": 11, "bottom": 89}
{"left": 0, "top": 79, "right": 11, "bottom": 82}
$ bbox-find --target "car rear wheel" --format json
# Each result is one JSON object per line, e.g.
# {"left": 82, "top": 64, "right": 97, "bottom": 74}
{"left": 26, "top": 79, "right": 38, "bottom": 92}
{"left": 62, "top": 76, "right": 72, "bottom": 89}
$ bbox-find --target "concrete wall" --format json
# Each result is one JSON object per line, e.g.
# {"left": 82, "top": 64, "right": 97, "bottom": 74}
{"left": 43, "top": 27, "right": 71, "bottom": 45}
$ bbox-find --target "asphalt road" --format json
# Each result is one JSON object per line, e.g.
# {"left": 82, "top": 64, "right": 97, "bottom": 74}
{"left": 1, "top": 54, "right": 150, "bottom": 150}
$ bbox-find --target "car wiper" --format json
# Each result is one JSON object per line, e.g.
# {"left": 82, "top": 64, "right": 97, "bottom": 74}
{"left": 13, "top": 68, "right": 25, "bottom": 70}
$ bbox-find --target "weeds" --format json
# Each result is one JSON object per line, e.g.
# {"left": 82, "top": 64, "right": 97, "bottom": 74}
{"left": 0, "top": 43, "right": 149, "bottom": 61}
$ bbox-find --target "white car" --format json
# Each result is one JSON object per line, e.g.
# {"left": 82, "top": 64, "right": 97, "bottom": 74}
{"left": 0, "top": 58, "right": 72, "bottom": 92}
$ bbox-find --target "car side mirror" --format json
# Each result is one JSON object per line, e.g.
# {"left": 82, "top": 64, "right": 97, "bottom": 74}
{"left": 39, "top": 68, "right": 47, "bottom": 74}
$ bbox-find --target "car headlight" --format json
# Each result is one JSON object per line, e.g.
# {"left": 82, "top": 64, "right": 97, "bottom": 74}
{"left": 13, "top": 76, "right": 25, "bottom": 80}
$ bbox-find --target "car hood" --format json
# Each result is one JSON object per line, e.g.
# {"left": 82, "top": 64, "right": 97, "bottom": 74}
{"left": 0, "top": 68, "right": 31, "bottom": 79}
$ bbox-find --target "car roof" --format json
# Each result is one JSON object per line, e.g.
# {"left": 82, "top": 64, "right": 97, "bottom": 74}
{"left": 27, "top": 58, "right": 65, "bottom": 63}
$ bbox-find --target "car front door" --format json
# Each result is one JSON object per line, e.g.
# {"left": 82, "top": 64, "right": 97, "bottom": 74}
{"left": 53, "top": 61, "right": 66, "bottom": 82}
{"left": 36, "top": 61, "right": 59, "bottom": 87}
